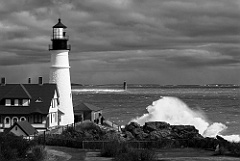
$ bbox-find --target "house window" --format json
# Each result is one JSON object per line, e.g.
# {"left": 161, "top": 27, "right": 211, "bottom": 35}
{"left": 14, "top": 99, "right": 18, "bottom": 106}
{"left": 15, "top": 126, "right": 18, "bottom": 130}
{"left": 5, "top": 99, "right": 11, "bottom": 106}
{"left": 12, "top": 117, "right": 18, "bottom": 123}
{"left": 20, "top": 117, "right": 26, "bottom": 121}
{"left": 55, "top": 112, "right": 57, "bottom": 122}
{"left": 5, "top": 117, "right": 10, "bottom": 124}
{"left": 23, "top": 99, "right": 30, "bottom": 106}
{"left": 52, "top": 99, "right": 57, "bottom": 108}
{"left": 33, "top": 114, "right": 42, "bottom": 123}
{"left": 35, "top": 97, "right": 43, "bottom": 102}
{"left": 53, "top": 113, "right": 56, "bottom": 123}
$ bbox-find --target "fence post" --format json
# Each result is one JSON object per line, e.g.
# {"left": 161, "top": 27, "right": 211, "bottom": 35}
{"left": 43, "top": 131, "right": 46, "bottom": 148}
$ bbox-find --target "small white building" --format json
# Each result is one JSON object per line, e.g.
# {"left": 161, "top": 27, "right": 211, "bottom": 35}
{"left": 8, "top": 121, "right": 38, "bottom": 138}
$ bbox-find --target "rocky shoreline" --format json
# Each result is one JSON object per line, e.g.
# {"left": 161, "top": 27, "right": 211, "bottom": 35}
{"left": 44, "top": 121, "right": 240, "bottom": 156}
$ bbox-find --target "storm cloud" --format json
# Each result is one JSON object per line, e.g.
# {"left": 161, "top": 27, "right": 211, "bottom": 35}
{"left": 0, "top": 0, "right": 240, "bottom": 84}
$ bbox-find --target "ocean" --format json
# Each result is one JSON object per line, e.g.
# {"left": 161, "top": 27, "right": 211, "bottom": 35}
{"left": 72, "top": 86, "right": 240, "bottom": 140}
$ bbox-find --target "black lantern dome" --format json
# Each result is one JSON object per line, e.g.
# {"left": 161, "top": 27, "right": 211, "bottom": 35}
{"left": 49, "top": 19, "right": 70, "bottom": 50}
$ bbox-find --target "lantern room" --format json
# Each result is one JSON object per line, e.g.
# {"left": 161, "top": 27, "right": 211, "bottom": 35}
{"left": 49, "top": 19, "right": 70, "bottom": 50}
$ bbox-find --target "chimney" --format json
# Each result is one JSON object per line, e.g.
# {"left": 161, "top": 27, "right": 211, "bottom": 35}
{"left": 1, "top": 77, "right": 6, "bottom": 86}
{"left": 28, "top": 78, "right": 31, "bottom": 84}
{"left": 38, "top": 77, "right": 43, "bottom": 85}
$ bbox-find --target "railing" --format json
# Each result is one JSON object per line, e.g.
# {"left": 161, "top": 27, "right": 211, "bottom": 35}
{"left": 35, "top": 133, "right": 212, "bottom": 150}
{"left": 49, "top": 44, "right": 71, "bottom": 50}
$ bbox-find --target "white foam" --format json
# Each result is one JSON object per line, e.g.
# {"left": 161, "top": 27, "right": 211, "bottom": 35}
{"left": 132, "top": 96, "right": 240, "bottom": 142}
{"left": 72, "top": 89, "right": 124, "bottom": 93}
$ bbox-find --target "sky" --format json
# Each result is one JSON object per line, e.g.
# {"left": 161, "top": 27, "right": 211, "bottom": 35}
{"left": 0, "top": 0, "right": 240, "bottom": 85}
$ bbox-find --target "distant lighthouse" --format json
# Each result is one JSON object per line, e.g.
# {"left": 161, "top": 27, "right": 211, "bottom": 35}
{"left": 49, "top": 19, "right": 74, "bottom": 125}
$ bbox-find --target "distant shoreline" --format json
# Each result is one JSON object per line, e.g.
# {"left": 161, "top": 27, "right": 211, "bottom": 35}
{"left": 72, "top": 84, "right": 240, "bottom": 89}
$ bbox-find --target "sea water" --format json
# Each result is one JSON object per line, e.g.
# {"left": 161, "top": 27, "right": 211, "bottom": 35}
{"left": 72, "top": 86, "right": 240, "bottom": 141}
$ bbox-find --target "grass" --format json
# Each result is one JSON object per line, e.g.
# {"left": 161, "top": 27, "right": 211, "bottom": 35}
{"left": 46, "top": 146, "right": 86, "bottom": 161}
{"left": 100, "top": 140, "right": 155, "bottom": 161}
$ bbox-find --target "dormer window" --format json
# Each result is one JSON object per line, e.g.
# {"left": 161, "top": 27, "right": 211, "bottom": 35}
{"left": 5, "top": 99, "right": 29, "bottom": 106}
{"left": 22, "top": 99, "right": 30, "bottom": 106}
{"left": 5, "top": 99, "right": 10, "bottom": 106}
{"left": 35, "top": 97, "right": 43, "bottom": 103}
{"left": 14, "top": 99, "right": 19, "bottom": 106}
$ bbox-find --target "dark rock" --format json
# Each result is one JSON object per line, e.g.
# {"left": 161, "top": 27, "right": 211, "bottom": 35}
{"left": 148, "top": 129, "right": 171, "bottom": 140}
{"left": 125, "top": 122, "right": 141, "bottom": 132}
{"left": 132, "top": 128, "right": 143, "bottom": 136}
{"left": 83, "top": 131, "right": 94, "bottom": 139}
{"left": 171, "top": 125, "right": 198, "bottom": 133}
{"left": 170, "top": 125, "right": 201, "bottom": 140}
{"left": 216, "top": 135, "right": 231, "bottom": 155}
{"left": 136, "top": 132, "right": 149, "bottom": 140}
{"left": 102, "top": 131, "right": 123, "bottom": 141}
{"left": 143, "top": 121, "right": 170, "bottom": 133}
{"left": 216, "top": 135, "right": 227, "bottom": 142}
{"left": 124, "top": 131, "right": 135, "bottom": 141}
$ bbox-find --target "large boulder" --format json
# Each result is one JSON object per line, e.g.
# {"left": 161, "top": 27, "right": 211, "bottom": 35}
{"left": 143, "top": 122, "right": 170, "bottom": 133}
{"left": 125, "top": 122, "right": 141, "bottom": 132}
{"left": 136, "top": 132, "right": 149, "bottom": 140}
{"left": 171, "top": 125, "right": 198, "bottom": 133}
{"left": 170, "top": 125, "right": 201, "bottom": 139}
{"left": 132, "top": 128, "right": 143, "bottom": 136}
{"left": 215, "top": 135, "right": 231, "bottom": 155}
{"left": 124, "top": 131, "right": 135, "bottom": 141}
{"left": 102, "top": 131, "right": 124, "bottom": 141}
{"left": 148, "top": 129, "right": 171, "bottom": 140}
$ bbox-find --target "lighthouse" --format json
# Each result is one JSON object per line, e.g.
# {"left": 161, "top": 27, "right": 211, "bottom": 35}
{"left": 49, "top": 19, "right": 74, "bottom": 125}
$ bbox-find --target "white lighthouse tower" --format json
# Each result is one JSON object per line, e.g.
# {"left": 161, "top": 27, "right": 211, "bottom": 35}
{"left": 49, "top": 19, "right": 74, "bottom": 125}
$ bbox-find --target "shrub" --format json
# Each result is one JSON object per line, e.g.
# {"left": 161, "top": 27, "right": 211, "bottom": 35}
{"left": 0, "top": 146, "right": 17, "bottom": 160}
{"left": 101, "top": 140, "right": 129, "bottom": 157}
{"left": 76, "top": 120, "right": 100, "bottom": 131}
{"left": 139, "top": 149, "right": 155, "bottom": 161}
{"left": 101, "top": 140, "right": 155, "bottom": 161}
{"left": 28, "top": 145, "right": 47, "bottom": 161}
{"left": 228, "top": 142, "right": 240, "bottom": 157}
{"left": 115, "top": 148, "right": 155, "bottom": 161}
{"left": 0, "top": 133, "right": 31, "bottom": 160}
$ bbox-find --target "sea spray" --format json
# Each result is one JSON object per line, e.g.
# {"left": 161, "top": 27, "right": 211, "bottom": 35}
{"left": 131, "top": 96, "right": 240, "bottom": 142}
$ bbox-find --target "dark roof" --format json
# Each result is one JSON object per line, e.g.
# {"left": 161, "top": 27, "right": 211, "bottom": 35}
{"left": 53, "top": 19, "right": 67, "bottom": 28}
{"left": 0, "top": 83, "right": 58, "bottom": 115}
{"left": 74, "top": 103, "right": 102, "bottom": 112}
{"left": 3, "top": 84, "right": 31, "bottom": 99}
{"left": 10, "top": 121, "right": 38, "bottom": 136}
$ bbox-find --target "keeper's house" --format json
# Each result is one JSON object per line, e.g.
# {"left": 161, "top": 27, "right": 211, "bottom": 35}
{"left": 0, "top": 77, "right": 61, "bottom": 132}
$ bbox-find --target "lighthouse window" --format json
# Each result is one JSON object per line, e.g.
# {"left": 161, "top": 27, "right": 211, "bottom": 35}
{"left": 53, "top": 28, "right": 63, "bottom": 39}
